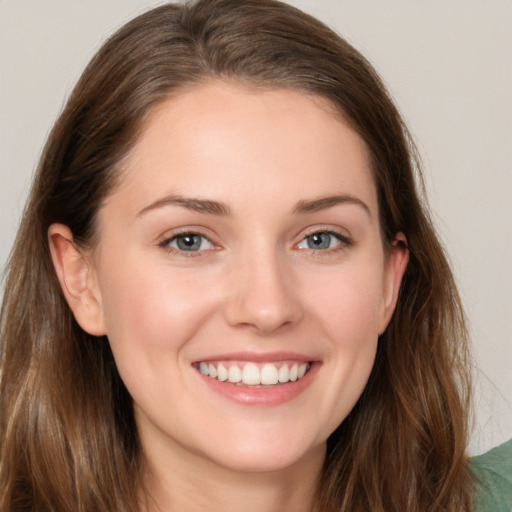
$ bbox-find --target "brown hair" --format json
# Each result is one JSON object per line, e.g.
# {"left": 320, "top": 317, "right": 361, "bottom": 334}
{"left": 0, "top": 0, "right": 473, "bottom": 510}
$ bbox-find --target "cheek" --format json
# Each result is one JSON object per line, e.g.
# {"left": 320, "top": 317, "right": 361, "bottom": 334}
{"left": 96, "top": 258, "right": 226, "bottom": 423}
{"left": 307, "top": 261, "right": 385, "bottom": 341}
{"left": 97, "top": 255, "right": 219, "bottom": 366}
{"left": 300, "top": 261, "right": 384, "bottom": 428}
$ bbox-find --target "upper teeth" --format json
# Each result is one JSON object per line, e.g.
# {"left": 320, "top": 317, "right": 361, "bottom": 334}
{"left": 197, "top": 361, "right": 310, "bottom": 386}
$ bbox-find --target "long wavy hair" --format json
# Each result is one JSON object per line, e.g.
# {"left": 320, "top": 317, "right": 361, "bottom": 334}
{"left": 0, "top": 0, "right": 473, "bottom": 510}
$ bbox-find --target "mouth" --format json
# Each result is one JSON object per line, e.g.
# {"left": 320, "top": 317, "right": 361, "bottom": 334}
{"left": 193, "top": 360, "right": 312, "bottom": 387}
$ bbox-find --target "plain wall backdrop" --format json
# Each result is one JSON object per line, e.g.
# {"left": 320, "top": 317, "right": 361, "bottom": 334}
{"left": 1, "top": 0, "right": 511, "bottom": 455}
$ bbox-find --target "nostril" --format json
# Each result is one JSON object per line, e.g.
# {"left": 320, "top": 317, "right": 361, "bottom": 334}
{"left": 226, "top": 304, "right": 300, "bottom": 334}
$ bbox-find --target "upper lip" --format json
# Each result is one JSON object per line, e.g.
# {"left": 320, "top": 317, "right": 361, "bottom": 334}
{"left": 192, "top": 351, "right": 318, "bottom": 363}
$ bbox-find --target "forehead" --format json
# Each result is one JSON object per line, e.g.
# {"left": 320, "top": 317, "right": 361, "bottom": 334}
{"left": 109, "top": 81, "right": 377, "bottom": 216}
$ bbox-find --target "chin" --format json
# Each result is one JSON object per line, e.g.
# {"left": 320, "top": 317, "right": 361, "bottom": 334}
{"left": 210, "top": 453, "right": 314, "bottom": 474}
{"left": 199, "top": 431, "right": 326, "bottom": 474}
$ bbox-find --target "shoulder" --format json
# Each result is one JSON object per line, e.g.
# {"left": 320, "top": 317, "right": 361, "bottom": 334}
{"left": 470, "top": 439, "right": 512, "bottom": 512}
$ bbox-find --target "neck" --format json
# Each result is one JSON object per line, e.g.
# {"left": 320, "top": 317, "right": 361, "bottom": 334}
{"left": 140, "top": 437, "right": 325, "bottom": 512}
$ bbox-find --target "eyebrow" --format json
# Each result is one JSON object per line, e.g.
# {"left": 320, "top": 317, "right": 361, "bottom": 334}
{"left": 136, "top": 195, "right": 232, "bottom": 218}
{"left": 136, "top": 193, "right": 370, "bottom": 218}
{"left": 293, "top": 194, "right": 371, "bottom": 216}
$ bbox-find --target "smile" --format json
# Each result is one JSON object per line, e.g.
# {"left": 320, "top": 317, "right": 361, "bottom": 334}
{"left": 195, "top": 361, "right": 311, "bottom": 386}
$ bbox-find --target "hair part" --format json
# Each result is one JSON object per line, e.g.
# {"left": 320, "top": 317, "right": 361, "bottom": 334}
{"left": 1, "top": 1, "right": 473, "bottom": 510}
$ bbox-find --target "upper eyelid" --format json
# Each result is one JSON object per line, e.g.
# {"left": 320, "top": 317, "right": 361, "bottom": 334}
{"left": 297, "top": 225, "right": 351, "bottom": 241}
{"left": 158, "top": 227, "right": 217, "bottom": 245}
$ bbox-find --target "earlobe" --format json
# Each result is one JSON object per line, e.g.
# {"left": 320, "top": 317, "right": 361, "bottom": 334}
{"left": 378, "top": 232, "right": 409, "bottom": 334}
{"left": 48, "top": 224, "right": 106, "bottom": 336}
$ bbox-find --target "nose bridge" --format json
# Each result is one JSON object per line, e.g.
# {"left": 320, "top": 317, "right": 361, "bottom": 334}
{"left": 224, "top": 240, "right": 302, "bottom": 334}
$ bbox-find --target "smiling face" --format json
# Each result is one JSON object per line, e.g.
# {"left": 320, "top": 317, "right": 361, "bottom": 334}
{"left": 52, "top": 81, "right": 408, "bottom": 477}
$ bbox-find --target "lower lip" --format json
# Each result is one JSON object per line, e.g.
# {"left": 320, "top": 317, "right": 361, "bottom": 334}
{"left": 195, "top": 363, "right": 319, "bottom": 406}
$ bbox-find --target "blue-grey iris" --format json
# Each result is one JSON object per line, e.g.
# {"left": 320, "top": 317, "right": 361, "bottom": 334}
{"left": 307, "top": 232, "right": 333, "bottom": 249}
{"left": 176, "top": 234, "right": 202, "bottom": 251}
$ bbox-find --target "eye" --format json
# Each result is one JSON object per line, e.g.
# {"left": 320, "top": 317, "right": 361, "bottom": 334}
{"left": 165, "top": 233, "right": 214, "bottom": 252}
{"left": 296, "top": 231, "right": 346, "bottom": 250}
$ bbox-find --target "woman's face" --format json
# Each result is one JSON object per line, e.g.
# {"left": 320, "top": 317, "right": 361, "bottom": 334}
{"left": 78, "top": 82, "right": 407, "bottom": 474}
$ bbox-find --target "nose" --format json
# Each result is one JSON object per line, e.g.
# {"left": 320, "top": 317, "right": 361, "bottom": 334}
{"left": 223, "top": 250, "right": 303, "bottom": 335}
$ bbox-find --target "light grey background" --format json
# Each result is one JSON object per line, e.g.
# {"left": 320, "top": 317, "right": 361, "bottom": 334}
{"left": 1, "top": 0, "right": 511, "bottom": 455}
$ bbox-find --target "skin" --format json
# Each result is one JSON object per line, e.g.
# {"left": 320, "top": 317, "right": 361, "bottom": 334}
{"left": 50, "top": 81, "right": 408, "bottom": 512}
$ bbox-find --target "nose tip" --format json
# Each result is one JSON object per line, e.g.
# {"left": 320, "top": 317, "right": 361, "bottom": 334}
{"left": 226, "top": 297, "right": 297, "bottom": 335}
{"left": 223, "top": 258, "right": 302, "bottom": 335}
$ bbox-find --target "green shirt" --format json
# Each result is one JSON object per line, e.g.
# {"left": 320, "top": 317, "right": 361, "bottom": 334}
{"left": 471, "top": 439, "right": 512, "bottom": 511}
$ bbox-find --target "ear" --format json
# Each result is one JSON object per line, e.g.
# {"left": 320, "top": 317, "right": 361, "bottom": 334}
{"left": 378, "top": 232, "right": 409, "bottom": 334}
{"left": 48, "top": 224, "right": 106, "bottom": 336}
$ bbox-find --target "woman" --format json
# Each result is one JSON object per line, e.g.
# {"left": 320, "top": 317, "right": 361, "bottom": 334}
{"left": 0, "top": 0, "right": 509, "bottom": 510}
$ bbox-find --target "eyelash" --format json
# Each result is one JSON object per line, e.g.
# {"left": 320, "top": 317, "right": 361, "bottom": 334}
{"left": 158, "top": 228, "right": 352, "bottom": 257}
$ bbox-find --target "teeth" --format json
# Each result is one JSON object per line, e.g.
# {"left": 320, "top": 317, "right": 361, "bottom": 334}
{"left": 261, "top": 364, "right": 279, "bottom": 385}
{"left": 208, "top": 363, "right": 217, "bottom": 379}
{"left": 228, "top": 365, "right": 242, "bottom": 383}
{"left": 242, "top": 363, "right": 260, "bottom": 385}
{"left": 278, "top": 364, "right": 289, "bottom": 383}
{"left": 197, "top": 361, "right": 311, "bottom": 386}
{"left": 217, "top": 363, "right": 228, "bottom": 382}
